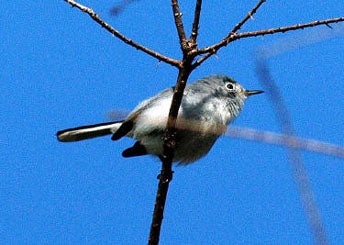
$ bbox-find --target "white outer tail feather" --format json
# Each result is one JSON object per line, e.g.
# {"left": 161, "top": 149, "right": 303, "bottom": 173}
{"left": 57, "top": 121, "right": 122, "bottom": 142}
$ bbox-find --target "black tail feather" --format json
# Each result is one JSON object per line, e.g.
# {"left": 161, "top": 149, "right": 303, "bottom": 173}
{"left": 57, "top": 121, "right": 123, "bottom": 142}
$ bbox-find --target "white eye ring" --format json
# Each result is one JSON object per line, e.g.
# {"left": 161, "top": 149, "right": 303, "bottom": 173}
{"left": 225, "top": 83, "right": 234, "bottom": 90}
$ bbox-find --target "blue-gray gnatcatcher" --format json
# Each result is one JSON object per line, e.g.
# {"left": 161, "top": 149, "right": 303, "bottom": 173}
{"left": 57, "top": 75, "right": 263, "bottom": 164}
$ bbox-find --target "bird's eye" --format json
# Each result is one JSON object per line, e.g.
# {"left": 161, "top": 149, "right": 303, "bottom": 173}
{"left": 226, "top": 83, "right": 234, "bottom": 90}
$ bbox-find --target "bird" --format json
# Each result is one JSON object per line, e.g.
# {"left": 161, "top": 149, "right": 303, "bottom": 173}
{"left": 56, "top": 75, "right": 263, "bottom": 164}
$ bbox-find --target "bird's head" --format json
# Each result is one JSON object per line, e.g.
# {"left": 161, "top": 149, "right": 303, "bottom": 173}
{"left": 209, "top": 75, "right": 263, "bottom": 101}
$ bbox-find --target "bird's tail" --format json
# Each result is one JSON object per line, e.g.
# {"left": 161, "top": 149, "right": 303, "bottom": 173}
{"left": 56, "top": 121, "right": 123, "bottom": 142}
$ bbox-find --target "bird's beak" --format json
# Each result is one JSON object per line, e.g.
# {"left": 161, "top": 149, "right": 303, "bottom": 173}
{"left": 245, "top": 90, "right": 264, "bottom": 96}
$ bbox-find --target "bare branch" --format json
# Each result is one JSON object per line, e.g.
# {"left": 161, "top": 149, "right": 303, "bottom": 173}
{"left": 149, "top": 68, "right": 192, "bottom": 245}
{"left": 231, "top": 0, "right": 266, "bottom": 34}
{"left": 148, "top": 158, "right": 173, "bottom": 245}
{"left": 149, "top": 3, "right": 198, "bottom": 242}
{"left": 236, "top": 17, "right": 344, "bottom": 39}
{"left": 199, "top": 17, "right": 344, "bottom": 54}
{"left": 191, "top": 0, "right": 266, "bottom": 68}
{"left": 171, "top": 0, "right": 189, "bottom": 52}
{"left": 64, "top": 0, "right": 181, "bottom": 68}
{"left": 194, "top": 16, "right": 344, "bottom": 67}
{"left": 189, "top": 0, "right": 203, "bottom": 46}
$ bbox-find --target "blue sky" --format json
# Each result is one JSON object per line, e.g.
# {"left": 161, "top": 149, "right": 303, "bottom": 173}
{"left": 1, "top": 1, "right": 343, "bottom": 244}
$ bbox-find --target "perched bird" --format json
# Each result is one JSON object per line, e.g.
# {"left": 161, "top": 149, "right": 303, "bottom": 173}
{"left": 57, "top": 75, "right": 263, "bottom": 164}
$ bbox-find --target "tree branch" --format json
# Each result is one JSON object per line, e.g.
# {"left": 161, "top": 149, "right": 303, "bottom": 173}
{"left": 148, "top": 157, "right": 173, "bottom": 245}
{"left": 189, "top": 0, "right": 202, "bottom": 46}
{"left": 235, "top": 17, "right": 344, "bottom": 40}
{"left": 191, "top": 0, "right": 266, "bottom": 68}
{"left": 194, "top": 16, "right": 344, "bottom": 67}
{"left": 171, "top": 0, "right": 189, "bottom": 52}
{"left": 64, "top": 0, "right": 181, "bottom": 68}
{"left": 231, "top": 0, "right": 266, "bottom": 34}
{"left": 148, "top": 67, "right": 192, "bottom": 245}
{"left": 149, "top": 2, "right": 197, "bottom": 244}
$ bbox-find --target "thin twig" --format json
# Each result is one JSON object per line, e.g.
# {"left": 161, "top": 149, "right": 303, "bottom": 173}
{"left": 236, "top": 17, "right": 344, "bottom": 40}
{"left": 193, "top": 16, "right": 344, "bottom": 67}
{"left": 195, "top": 0, "right": 267, "bottom": 56}
{"left": 191, "top": 0, "right": 266, "bottom": 69}
{"left": 64, "top": 0, "right": 181, "bottom": 68}
{"left": 256, "top": 57, "right": 328, "bottom": 245}
{"left": 231, "top": 0, "right": 266, "bottom": 34}
{"left": 171, "top": 0, "right": 189, "bottom": 52}
{"left": 189, "top": 0, "right": 203, "bottom": 46}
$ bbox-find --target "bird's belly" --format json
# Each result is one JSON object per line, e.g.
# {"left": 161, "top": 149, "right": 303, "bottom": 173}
{"left": 140, "top": 130, "right": 219, "bottom": 165}
{"left": 130, "top": 109, "right": 225, "bottom": 164}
